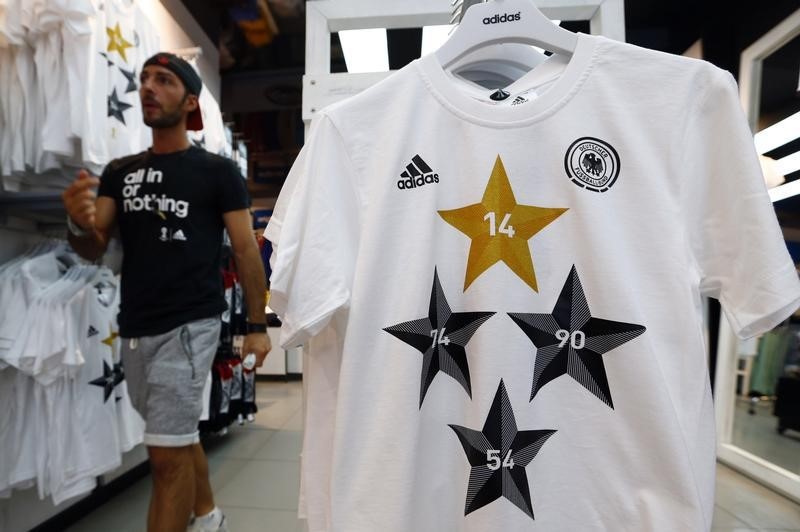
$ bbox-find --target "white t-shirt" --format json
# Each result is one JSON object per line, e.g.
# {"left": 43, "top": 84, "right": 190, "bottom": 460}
{"left": 104, "top": 0, "right": 159, "bottom": 160}
{"left": 49, "top": 270, "right": 125, "bottom": 504}
{"left": 268, "top": 34, "right": 800, "bottom": 532}
{"left": 0, "top": 253, "right": 65, "bottom": 496}
{"left": 266, "top": 146, "right": 343, "bottom": 532}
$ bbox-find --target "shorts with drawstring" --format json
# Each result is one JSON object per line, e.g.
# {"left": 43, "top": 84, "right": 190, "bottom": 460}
{"left": 120, "top": 316, "right": 221, "bottom": 447}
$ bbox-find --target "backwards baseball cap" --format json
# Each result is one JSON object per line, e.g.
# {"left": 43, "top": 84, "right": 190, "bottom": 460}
{"left": 143, "top": 52, "right": 204, "bottom": 130}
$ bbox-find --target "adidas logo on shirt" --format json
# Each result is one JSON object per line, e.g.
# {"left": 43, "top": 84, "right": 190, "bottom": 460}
{"left": 397, "top": 155, "right": 439, "bottom": 190}
{"left": 173, "top": 229, "right": 187, "bottom": 241}
{"left": 511, "top": 95, "right": 529, "bottom": 106}
{"left": 88, "top": 326, "right": 99, "bottom": 338}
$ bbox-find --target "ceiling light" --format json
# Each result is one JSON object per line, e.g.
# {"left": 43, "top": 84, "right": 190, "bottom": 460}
{"left": 754, "top": 111, "right": 800, "bottom": 154}
{"left": 339, "top": 28, "right": 389, "bottom": 73}
{"left": 769, "top": 178, "right": 800, "bottom": 203}
{"left": 775, "top": 151, "right": 800, "bottom": 176}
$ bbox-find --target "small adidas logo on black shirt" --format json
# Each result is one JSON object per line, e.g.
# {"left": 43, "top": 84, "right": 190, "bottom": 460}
{"left": 398, "top": 155, "right": 439, "bottom": 190}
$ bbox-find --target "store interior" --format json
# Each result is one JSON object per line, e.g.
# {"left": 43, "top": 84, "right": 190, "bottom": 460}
{"left": 1, "top": 1, "right": 799, "bottom": 531}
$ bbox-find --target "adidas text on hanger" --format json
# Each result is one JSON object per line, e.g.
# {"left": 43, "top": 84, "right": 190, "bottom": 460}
{"left": 483, "top": 12, "right": 522, "bottom": 25}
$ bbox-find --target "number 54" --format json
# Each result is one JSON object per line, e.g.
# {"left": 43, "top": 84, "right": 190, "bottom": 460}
{"left": 487, "top": 449, "right": 515, "bottom": 470}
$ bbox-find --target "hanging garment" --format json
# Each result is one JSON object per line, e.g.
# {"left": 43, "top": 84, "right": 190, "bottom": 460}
{"left": 267, "top": 34, "right": 800, "bottom": 532}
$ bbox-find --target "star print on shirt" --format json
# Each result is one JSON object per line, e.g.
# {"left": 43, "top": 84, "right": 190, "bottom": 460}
{"left": 509, "top": 265, "right": 646, "bottom": 408}
{"left": 450, "top": 379, "right": 556, "bottom": 520}
{"left": 192, "top": 134, "right": 206, "bottom": 148}
{"left": 113, "top": 362, "right": 125, "bottom": 386}
{"left": 106, "top": 23, "right": 133, "bottom": 62}
{"left": 89, "top": 360, "right": 120, "bottom": 403}
{"left": 99, "top": 51, "right": 114, "bottom": 67}
{"left": 108, "top": 88, "right": 132, "bottom": 125}
{"left": 438, "top": 156, "right": 568, "bottom": 292}
{"left": 383, "top": 268, "right": 494, "bottom": 407}
{"left": 113, "top": 363, "right": 125, "bottom": 403}
{"left": 118, "top": 66, "right": 138, "bottom": 93}
{"left": 102, "top": 328, "right": 119, "bottom": 348}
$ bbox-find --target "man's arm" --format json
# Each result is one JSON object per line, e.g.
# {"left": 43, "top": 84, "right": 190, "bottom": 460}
{"left": 223, "top": 208, "right": 271, "bottom": 367}
{"left": 62, "top": 170, "right": 117, "bottom": 262}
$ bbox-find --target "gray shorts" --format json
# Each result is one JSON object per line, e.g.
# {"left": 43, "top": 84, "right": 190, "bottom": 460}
{"left": 121, "top": 316, "right": 221, "bottom": 447}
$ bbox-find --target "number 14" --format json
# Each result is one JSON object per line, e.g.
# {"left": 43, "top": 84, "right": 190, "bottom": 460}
{"left": 484, "top": 212, "right": 516, "bottom": 238}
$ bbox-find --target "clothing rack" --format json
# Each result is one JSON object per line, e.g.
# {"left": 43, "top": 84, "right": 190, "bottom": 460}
{"left": 302, "top": 0, "right": 625, "bottom": 125}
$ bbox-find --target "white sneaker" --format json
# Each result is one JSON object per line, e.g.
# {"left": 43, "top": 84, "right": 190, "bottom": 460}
{"left": 188, "top": 508, "right": 228, "bottom": 532}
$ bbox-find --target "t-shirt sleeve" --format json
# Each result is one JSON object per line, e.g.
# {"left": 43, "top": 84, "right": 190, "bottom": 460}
{"left": 269, "top": 114, "right": 361, "bottom": 348}
{"left": 682, "top": 68, "right": 800, "bottom": 339}
{"left": 218, "top": 159, "right": 250, "bottom": 213}
{"left": 96, "top": 165, "right": 116, "bottom": 200}
{"left": 265, "top": 145, "right": 308, "bottom": 271}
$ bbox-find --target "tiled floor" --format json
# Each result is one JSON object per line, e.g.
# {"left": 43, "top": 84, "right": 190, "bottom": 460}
{"left": 65, "top": 381, "right": 800, "bottom": 532}
{"left": 732, "top": 398, "right": 800, "bottom": 474}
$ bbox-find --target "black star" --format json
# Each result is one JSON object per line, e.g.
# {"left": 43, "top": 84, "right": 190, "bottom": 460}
{"left": 118, "top": 66, "right": 137, "bottom": 93}
{"left": 509, "top": 265, "right": 646, "bottom": 408}
{"left": 383, "top": 268, "right": 494, "bottom": 407}
{"left": 113, "top": 362, "right": 125, "bottom": 402}
{"left": 450, "top": 380, "right": 556, "bottom": 520}
{"left": 191, "top": 134, "right": 206, "bottom": 148}
{"left": 99, "top": 51, "right": 114, "bottom": 67}
{"left": 89, "top": 360, "right": 118, "bottom": 403}
{"left": 108, "top": 88, "right": 132, "bottom": 125}
{"left": 113, "top": 362, "right": 125, "bottom": 387}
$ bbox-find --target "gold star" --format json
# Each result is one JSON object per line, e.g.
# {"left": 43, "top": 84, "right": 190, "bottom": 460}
{"left": 106, "top": 23, "right": 133, "bottom": 62}
{"left": 102, "top": 328, "right": 119, "bottom": 348}
{"left": 438, "top": 156, "right": 568, "bottom": 292}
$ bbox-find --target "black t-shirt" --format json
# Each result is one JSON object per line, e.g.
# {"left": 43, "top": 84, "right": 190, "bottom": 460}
{"left": 98, "top": 146, "right": 249, "bottom": 337}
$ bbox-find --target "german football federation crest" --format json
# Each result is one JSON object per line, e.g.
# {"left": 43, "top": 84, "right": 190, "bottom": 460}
{"left": 564, "top": 137, "right": 620, "bottom": 193}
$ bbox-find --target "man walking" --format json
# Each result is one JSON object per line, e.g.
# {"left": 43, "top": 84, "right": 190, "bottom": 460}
{"left": 62, "top": 53, "right": 270, "bottom": 532}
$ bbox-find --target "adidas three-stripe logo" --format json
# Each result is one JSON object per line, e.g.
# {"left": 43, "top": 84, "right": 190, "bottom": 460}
{"left": 88, "top": 326, "right": 99, "bottom": 338}
{"left": 397, "top": 155, "right": 439, "bottom": 190}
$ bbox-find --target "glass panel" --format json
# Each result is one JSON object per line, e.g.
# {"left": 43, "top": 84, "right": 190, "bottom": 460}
{"left": 728, "top": 32, "right": 800, "bottom": 471}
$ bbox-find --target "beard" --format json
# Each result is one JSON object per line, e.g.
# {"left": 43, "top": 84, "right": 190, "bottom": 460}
{"left": 143, "top": 106, "right": 185, "bottom": 129}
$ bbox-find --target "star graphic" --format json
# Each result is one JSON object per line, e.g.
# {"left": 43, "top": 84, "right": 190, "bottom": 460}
{"left": 118, "top": 66, "right": 137, "bottom": 93}
{"left": 108, "top": 88, "right": 132, "bottom": 125}
{"left": 89, "top": 360, "right": 118, "bottom": 403}
{"left": 438, "top": 156, "right": 568, "bottom": 292}
{"left": 99, "top": 51, "right": 114, "bottom": 67}
{"left": 106, "top": 23, "right": 133, "bottom": 62}
{"left": 113, "top": 362, "right": 125, "bottom": 387}
{"left": 383, "top": 268, "right": 494, "bottom": 407}
{"left": 102, "top": 328, "right": 119, "bottom": 348}
{"left": 450, "top": 380, "right": 556, "bottom": 520}
{"left": 191, "top": 134, "right": 206, "bottom": 148}
{"left": 508, "top": 265, "right": 646, "bottom": 408}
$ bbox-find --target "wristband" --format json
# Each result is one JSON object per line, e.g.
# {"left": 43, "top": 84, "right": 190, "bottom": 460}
{"left": 246, "top": 322, "right": 267, "bottom": 334}
{"left": 66, "top": 216, "right": 89, "bottom": 237}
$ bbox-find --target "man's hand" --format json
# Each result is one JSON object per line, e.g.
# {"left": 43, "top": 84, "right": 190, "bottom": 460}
{"left": 242, "top": 332, "right": 271, "bottom": 368}
{"left": 62, "top": 169, "right": 101, "bottom": 230}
